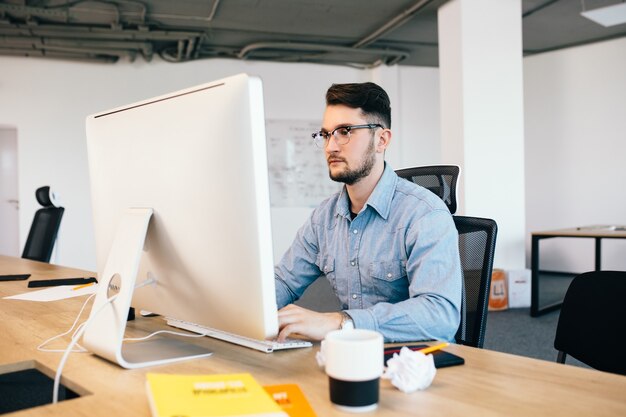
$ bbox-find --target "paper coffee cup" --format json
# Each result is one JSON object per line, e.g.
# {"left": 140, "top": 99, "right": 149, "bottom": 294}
{"left": 324, "top": 329, "right": 384, "bottom": 412}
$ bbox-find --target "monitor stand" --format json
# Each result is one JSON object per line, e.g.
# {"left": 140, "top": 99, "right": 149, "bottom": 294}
{"left": 82, "top": 208, "right": 212, "bottom": 369}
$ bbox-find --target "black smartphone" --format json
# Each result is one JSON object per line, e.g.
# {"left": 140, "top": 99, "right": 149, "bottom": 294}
{"left": 384, "top": 344, "right": 465, "bottom": 368}
{"left": 0, "top": 274, "right": 31, "bottom": 281}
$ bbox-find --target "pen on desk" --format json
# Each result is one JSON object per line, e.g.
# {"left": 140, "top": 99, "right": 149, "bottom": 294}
{"left": 72, "top": 282, "right": 96, "bottom": 291}
{"left": 419, "top": 342, "right": 450, "bottom": 355}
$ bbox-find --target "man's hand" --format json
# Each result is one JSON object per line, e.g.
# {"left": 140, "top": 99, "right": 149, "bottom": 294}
{"left": 277, "top": 304, "right": 343, "bottom": 342}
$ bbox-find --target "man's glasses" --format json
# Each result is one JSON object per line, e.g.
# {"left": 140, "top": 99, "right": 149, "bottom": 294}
{"left": 311, "top": 124, "right": 383, "bottom": 148}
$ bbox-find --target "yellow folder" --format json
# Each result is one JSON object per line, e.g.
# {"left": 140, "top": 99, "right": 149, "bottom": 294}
{"left": 146, "top": 373, "right": 287, "bottom": 417}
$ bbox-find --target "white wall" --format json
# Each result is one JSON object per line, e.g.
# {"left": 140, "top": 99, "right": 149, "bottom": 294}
{"left": 4, "top": 35, "right": 622, "bottom": 273}
{"left": 0, "top": 56, "right": 440, "bottom": 270}
{"left": 524, "top": 37, "right": 626, "bottom": 272}
{"left": 397, "top": 66, "right": 441, "bottom": 168}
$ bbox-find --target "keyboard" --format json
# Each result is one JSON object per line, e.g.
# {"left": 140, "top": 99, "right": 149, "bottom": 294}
{"left": 165, "top": 317, "right": 313, "bottom": 353}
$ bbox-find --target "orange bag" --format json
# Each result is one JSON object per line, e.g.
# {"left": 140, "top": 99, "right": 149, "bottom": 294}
{"left": 488, "top": 269, "right": 508, "bottom": 311}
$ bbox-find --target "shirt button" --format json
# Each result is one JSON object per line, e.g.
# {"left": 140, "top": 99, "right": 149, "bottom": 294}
{"left": 351, "top": 261, "right": 355, "bottom": 266}
{"left": 387, "top": 273, "right": 392, "bottom": 278}
{"left": 352, "top": 294, "right": 357, "bottom": 299}
{"left": 353, "top": 229, "right": 358, "bottom": 234}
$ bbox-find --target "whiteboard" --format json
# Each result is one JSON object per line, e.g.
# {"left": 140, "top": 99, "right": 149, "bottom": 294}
{"left": 266, "top": 119, "right": 340, "bottom": 207}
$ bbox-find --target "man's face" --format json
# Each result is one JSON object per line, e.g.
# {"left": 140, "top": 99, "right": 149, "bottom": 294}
{"left": 321, "top": 105, "right": 378, "bottom": 185}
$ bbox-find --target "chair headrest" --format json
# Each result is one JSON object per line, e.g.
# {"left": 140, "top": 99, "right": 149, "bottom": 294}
{"left": 35, "top": 186, "right": 61, "bottom": 208}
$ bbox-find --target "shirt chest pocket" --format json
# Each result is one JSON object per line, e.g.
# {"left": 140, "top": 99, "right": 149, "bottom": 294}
{"left": 318, "top": 256, "right": 337, "bottom": 291}
{"left": 370, "top": 261, "right": 409, "bottom": 302}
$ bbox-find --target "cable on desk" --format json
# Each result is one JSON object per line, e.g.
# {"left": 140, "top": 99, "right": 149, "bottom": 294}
{"left": 53, "top": 292, "right": 118, "bottom": 403}
{"left": 52, "top": 276, "right": 166, "bottom": 403}
{"left": 38, "top": 293, "right": 96, "bottom": 353}
{"left": 123, "top": 329, "right": 208, "bottom": 342}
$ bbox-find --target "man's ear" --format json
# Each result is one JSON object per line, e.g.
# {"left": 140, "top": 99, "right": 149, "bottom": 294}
{"left": 376, "top": 129, "right": 392, "bottom": 153}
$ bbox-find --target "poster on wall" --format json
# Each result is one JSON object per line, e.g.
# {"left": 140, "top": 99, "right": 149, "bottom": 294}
{"left": 266, "top": 119, "right": 340, "bottom": 207}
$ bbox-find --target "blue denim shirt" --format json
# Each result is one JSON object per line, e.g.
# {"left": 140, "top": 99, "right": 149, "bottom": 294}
{"left": 274, "top": 163, "right": 462, "bottom": 342}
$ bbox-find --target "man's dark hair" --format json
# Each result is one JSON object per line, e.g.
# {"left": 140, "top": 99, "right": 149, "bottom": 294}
{"left": 326, "top": 82, "right": 391, "bottom": 128}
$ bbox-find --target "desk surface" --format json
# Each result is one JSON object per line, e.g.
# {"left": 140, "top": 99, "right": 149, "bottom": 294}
{"left": 1, "top": 255, "right": 625, "bottom": 417}
{"left": 532, "top": 225, "right": 626, "bottom": 238}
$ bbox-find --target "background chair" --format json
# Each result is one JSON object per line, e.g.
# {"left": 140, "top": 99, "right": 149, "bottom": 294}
{"left": 397, "top": 166, "right": 497, "bottom": 348}
{"left": 22, "top": 186, "right": 64, "bottom": 263}
{"left": 554, "top": 270, "right": 626, "bottom": 375}
{"left": 395, "top": 165, "right": 460, "bottom": 214}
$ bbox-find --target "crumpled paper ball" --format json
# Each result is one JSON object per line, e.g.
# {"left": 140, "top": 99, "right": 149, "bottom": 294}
{"left": 382, "top": 346, "right": 437, "bottom": 393}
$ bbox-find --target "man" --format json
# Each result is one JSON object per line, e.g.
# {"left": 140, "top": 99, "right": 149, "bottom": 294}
{"left": 274, "top": 82, "right": 462, "bottom": 343}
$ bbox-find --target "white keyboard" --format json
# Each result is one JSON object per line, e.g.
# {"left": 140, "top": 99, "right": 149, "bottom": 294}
{"left": 165, "top": 317, "right": 313, "bottom": 353}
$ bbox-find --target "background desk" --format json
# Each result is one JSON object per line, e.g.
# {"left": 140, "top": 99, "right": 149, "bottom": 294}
{"left": 531, "top": 226, "right": 626, "bottom": 317}
{"left": 1, "top": 255, "right": 625, "bottom": 416}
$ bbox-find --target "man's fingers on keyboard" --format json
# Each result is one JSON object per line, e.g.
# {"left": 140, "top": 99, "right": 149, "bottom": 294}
{"left": 277, "top": 325, "right": 297, "bottom": 342}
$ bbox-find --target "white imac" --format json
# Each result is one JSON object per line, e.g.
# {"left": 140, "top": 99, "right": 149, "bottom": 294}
{"left": 83, "top": 73, "right": 281, "bottom": 368}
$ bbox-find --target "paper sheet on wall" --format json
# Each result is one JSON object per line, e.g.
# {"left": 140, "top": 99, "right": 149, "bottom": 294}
{"left": 3, "top": 284, "right": 99, "bottom": 302}
{"left": 266, "top": 119, "right": 341, "bottom": 207}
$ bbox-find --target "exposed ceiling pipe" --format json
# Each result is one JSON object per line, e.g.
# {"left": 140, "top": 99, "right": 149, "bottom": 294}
{"left": 0, "top": 0, "right": 223, "bottom": 25}
{"left": 352, "top": 0, "right": 436, "bottom": 48}
{"left": 0, "top": 47, "right": 119, "bottom": 62}
{"left": 0, "top": 37, "right": 140, "bottom": 60}
{"left": 237, "top": 41, "right": 409, "bottom": 66}
{"left": 0, "top": 35, "right": 152, "bottom": 54}
{"left": 0, "top": 24, "right": 202, "bottom": 41}
{"left": 142, "top": 0, "right": 221, "bottom": 23}
{"left": 522, "top": 0, "right": 559, "bottom": 18}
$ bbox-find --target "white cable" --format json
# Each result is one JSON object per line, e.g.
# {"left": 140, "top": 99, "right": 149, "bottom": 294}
{"left": 51, "top": 277, "right": 157, "bottom": 403}
{"left": 123, "top": 329, "right": 207, "bottom": 342}
{"left": 53, "top": 293, "right": 118, "bottom": 404}
{"left": 37, "top": 293, "right": 96, "bottom": 353}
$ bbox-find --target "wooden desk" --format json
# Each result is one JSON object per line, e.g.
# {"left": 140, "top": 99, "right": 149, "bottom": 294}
{"left": 531, "top": 226, "right": 626, "bottom": 316}
{"left": 1, "top": 255, "right": 625, "bottom": 416}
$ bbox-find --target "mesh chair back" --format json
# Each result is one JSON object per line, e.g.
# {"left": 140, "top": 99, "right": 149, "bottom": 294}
{"left": 396, "top": 165, "right": 460, "bottom": 214}
{"left": 453, "top": 216, "right": 497, "bottom": 348}
{"left": 554, "top": 270, "right": 626, "bottom": 375}
{"left": 22, "top": 186, "right": 64, "bottom": 263}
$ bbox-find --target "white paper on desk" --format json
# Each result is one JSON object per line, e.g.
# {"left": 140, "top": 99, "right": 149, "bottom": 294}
{"left": 3, "top": 284, "right": 99, "bottom": 302}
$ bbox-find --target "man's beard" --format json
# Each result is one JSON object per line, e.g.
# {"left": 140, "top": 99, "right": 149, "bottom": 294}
{"left": 328, "top": 138, "right": 376, "bottom": 185}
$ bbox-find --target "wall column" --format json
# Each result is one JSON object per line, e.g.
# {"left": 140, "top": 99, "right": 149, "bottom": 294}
{"left": 438, "top": 0, "right": 526, "bottom": 270}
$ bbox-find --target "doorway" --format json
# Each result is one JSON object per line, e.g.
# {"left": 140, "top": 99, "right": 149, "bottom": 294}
{"left": 0, "top": 127, "right": 19, "bottom": 257}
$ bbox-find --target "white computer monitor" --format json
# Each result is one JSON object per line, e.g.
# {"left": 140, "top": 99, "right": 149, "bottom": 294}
{"left": 83, "top": 73, "right": 277, "bottom": 368}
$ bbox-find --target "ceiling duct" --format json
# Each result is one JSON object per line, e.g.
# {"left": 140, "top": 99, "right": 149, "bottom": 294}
{"left": 237, "top": 42, "right": 409, "bottom": 68}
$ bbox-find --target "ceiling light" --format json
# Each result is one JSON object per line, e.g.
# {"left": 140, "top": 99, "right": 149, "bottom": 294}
{"left": 580, "top": 1, "right": 626, "bottom": 27}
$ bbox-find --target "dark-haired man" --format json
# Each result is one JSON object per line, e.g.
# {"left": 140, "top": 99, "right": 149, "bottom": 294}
{"left": 275, "top": 82, "right": 462, "bottom": 343}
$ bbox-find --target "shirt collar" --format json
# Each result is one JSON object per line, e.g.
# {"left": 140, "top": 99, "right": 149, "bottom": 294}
{"left": 335, "top": 163, "right": 397, "bottom": 221}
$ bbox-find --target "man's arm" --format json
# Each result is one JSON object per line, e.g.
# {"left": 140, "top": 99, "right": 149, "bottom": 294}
{"left": 275, "top": 214, "right": 348, "bottom": 341}
{"left": 274, "top": 214, "right": 323, "bottom": 309}
{"left": 347, "top": 209, "right": 462, "bottom": 342}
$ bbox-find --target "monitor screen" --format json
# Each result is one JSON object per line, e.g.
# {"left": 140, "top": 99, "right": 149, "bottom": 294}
{"left": 85, "top": 73, "right": 278, "bottom": 344}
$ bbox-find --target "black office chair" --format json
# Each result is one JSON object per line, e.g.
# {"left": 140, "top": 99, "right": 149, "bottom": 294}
{"left": 554, "top": 270, "right": 626, "bottom": 375}
{"left": 396, "top": 166, "right": 497, "bottom": 348}
{"left": 395, "top": 165, "right": 460, "bottom": 214}
{"left": 22, "top": 186, "right": 64, "bottom": 263}
{"left": 453, "top": 216, "right": 497, "bottom": 348}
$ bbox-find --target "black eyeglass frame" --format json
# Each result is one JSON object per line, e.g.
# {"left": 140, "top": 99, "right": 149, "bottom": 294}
{"left": 311, "top": 123, "right": 383, "bottom": 148}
